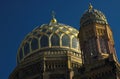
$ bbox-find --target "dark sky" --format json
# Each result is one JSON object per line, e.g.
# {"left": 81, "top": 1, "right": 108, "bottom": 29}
{"left": 0, "top": 0, "right": 120, "bottom": 79}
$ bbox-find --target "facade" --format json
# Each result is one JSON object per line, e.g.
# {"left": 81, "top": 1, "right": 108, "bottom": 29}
{"left": 9, "top": 4, "right": 120, "bottom": 79}
{"left": 75, "top": 4, "right": 120, "bottom": 79}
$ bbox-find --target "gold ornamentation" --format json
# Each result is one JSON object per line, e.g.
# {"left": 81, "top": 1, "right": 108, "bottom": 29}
{"left": 89, "top": 3, "right": 93, "bottom": 11}
{"left": 50, "top": 11, "right": 57, "bottom": 23}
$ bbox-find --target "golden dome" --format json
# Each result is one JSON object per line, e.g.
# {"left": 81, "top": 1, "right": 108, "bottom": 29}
{"left": 17, "top": 17, "right": 80, "bottom": 64}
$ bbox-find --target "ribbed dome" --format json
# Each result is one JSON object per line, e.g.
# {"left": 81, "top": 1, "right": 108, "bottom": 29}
{"left": 17, "top": 18, "right": 80, "bottom": 64}
{"left": 80, "top": 4, "right": 108, "bottom": 26}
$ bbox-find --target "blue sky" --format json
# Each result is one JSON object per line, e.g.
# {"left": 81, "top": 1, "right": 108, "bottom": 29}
{"left": 0, "top": 0, "right": 120, "bottom": 79}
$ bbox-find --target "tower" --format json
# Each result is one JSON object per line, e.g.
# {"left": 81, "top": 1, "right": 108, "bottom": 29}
{"left": 75, "top": 4, "right": 120, "bottom": 79}
{"left": 79, "top": 4, "right": 118, "bottom": 65}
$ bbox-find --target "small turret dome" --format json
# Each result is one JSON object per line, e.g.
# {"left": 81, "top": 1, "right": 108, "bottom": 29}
{"left": 80, "top": 3, "right": 108, "bottom": 26}
{"left": 17, "top": 17, "right": 80, "bottom": 64}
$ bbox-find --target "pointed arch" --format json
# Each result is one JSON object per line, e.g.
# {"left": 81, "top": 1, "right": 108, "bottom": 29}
{"left": 51, "top": 34, "right": 60, "bottom": 46}
{"left": 31, "top": 38, "right": 38, "bottom": 51}
{"left": 40, "top": 35, "right": 49, "bottom": 48}
{"left": 24, "top": 42, "right": 30, "bottom": 55}
{"left": 17, "top": 56, "right": 19, "bottom": 64}
{"left": 72, "top": 37, "right": 78, "bottom": 49}
{"left": 19, "top": 48, "right": 23, "bottom": 61}
{"left": 62, "top": 34, "right": 70, "bottom": 47}
{"left": 99, "top": 36, "right": 108, "bottom": 53}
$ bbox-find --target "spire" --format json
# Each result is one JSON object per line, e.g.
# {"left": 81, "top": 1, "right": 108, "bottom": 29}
{"left": 52, "top": 11, "right": 55, "bottom": 19}
{"left": 88, "top": 3, "right": 93, "bottom": 11}
{"left": 50, "top": 11, "right": 57, "bottom": 24}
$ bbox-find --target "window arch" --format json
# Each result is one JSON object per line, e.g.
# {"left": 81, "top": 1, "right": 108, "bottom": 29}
{"left": 17, "top": 56, "right": 19, "bottom": 64}
{"left": 24, "top": 42, "right": 30, "bottom": 55}
{"left": 19, "top": 48, "right": 23, "bottom": 61}
{"left": 99, "top": 37, "right": 107, "bottom": 53}
{"left": 72, "top": 37, "right": 78, "bottom": 49}
{"left": 31, "top": 38, "right": 38, "bottom": 51}
{"left": 62, "top": 34, "right": 70, "bottom": 47}
{"left": 51, "top": 34, "right": 60, "bottom": 46}
{"left": 41, "top": 35, "right": 49, "bottom": 48}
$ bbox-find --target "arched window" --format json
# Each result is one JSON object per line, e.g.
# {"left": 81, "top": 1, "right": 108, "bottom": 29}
{"left": 88, "top": 38, "right": 97, "bottom": 56}
{"left": 62, "top": 34, "right": 70, "bottom": 47}
{"left": 19, "top": 48, "right": 23, "bottom": 61}
{"left": 17, "top": 56, "right": 19, "bottom": 64}
{"left": 24, "top": 42, "right": 30, "bottom": 55}
{"left": 72, "top": 37, "right": 78, "bottom": 49}
{"left": 51, "top": 34, "right": 60, "bottom": 46}
{"left": 31, "top": 38, "right": 38, "bottom": 51}
{"left": 41, "top": 35, "right": 49, "bottom": 48}
{"left": 99, "top": 37, "right": 107, "bottom": 53}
